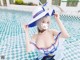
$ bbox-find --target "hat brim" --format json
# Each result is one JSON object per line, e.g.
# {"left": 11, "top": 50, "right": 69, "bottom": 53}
{"left": 28, "top": 9, "right": 55, "bottom": 27}
{"left": 28, "top": 11, "right": 48, "bottom": 27}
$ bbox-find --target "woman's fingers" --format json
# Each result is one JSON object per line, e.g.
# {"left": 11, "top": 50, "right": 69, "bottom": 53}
{"left": 54, "top": 13, "right": 60, "bottom": 19}
{"left": 22, "top": 24, "right": 29, "bottom": 32}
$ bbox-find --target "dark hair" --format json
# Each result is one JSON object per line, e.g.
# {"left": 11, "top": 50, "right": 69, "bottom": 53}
{"left": 37, "top": 27, "right": 40, "bottom": 33}
{"left": 37, "top": 27, "right": 46, "bottom": 33}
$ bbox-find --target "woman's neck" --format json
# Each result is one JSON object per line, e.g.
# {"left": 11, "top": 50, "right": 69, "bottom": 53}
{"left": 38, "top": 28, "right": 46, "bottom": 33}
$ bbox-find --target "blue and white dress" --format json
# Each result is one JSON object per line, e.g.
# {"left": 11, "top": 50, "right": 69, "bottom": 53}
{"left": 30, "top": 32, "right": 65, "bottom": 60}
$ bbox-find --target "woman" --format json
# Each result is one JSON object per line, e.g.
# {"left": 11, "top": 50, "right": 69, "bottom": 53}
{"left": 23, "top": 5, "right": 70, "bottom": 60}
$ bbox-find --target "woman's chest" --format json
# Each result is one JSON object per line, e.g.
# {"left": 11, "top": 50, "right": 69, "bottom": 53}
{"left": 36, "top": 31, "right": 55, "bottom": 48}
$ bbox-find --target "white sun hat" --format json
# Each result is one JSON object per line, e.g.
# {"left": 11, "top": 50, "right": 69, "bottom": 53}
{"left": 28, "top": 3, "right": 55, "bottom": 27}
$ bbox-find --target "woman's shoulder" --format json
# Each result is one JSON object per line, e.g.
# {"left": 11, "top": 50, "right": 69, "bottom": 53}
{"left": 48, "top": 29, "right": 57, "bottom": 35}
{"left": 49, "top": 29, "right": 57, "bottom": 32}
{"left": 31, "top": 34, "right": 38, "bottom": 43}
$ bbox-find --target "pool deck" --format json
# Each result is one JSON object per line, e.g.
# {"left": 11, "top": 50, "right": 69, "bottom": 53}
{"left": 0, "top": 4, "right": 80, "bottom": 17}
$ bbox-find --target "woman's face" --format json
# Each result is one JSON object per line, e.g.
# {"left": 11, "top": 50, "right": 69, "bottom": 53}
{"left": 37, "top": 16, "right": 51, "bottom": 31}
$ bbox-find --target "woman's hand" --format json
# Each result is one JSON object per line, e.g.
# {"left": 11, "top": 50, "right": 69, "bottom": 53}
{"left": 54, "top": 13, "right": 60, "bottom": 20}
{"left": 22, "top": 24, "right": 29, "bottom": 33}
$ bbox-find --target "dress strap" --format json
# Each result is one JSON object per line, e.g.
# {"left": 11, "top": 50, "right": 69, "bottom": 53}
{"left": 30, "top": 40, "right": 36, "bottom": 45}
{"left": 55, "top": 32, "right": 61, "bottom": 40}
{"left": 30, "top": 40, "right": 40, "bottom": 49}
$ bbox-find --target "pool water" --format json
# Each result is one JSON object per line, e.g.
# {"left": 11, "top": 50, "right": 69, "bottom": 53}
{"left": 0, "top": 9, "right": 80, "bottom": 60}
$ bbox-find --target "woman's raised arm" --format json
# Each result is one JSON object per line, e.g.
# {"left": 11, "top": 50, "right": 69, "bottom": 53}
{"left": 53, "top": 13, "right": 70, "bottom": 38}
{"left": 22, "top": 25, "right": 35, "bottom": 53}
